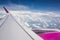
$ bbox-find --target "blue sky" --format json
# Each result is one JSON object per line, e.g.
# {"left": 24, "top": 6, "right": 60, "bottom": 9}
{"left": 0, "top": 0, "right": 60, "bottom": 12}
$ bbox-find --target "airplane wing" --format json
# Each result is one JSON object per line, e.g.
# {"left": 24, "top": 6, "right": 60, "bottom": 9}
{"left": 0, "top": 7, "right": 43, "bottom": 40}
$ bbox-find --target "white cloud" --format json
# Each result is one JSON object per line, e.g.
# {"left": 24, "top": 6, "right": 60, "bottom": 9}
{"left": 0, "top": 4, "right": 60, "bottom": 17}
{"left": 10, "top": 10, "right": 60, "bottom": 17}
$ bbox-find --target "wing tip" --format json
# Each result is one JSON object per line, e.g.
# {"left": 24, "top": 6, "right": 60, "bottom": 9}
{"left": 3, "top": 6, "right": 9, "bottom": 13}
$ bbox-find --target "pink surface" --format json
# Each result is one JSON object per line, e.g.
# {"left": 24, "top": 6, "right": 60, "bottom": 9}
{"left": 38, "top": 32, "right": 60, "bottom": 40}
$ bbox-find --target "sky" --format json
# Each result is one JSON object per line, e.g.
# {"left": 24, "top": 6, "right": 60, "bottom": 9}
{"left": 0, "top": 0, "right": 60, "bottom": 12}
